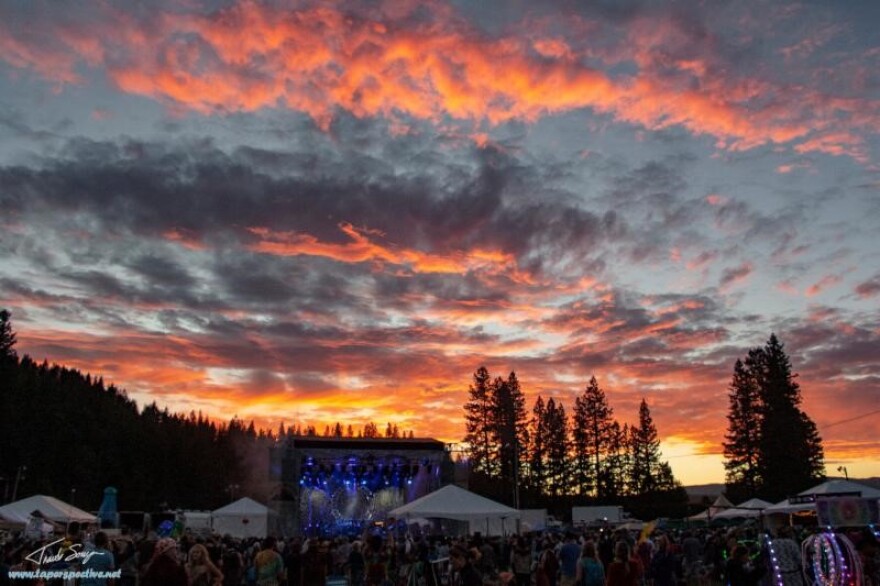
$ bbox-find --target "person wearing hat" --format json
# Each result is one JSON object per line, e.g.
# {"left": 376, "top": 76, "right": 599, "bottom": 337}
{"left": 142, "top": 538, "right": 187, "bottom": 586}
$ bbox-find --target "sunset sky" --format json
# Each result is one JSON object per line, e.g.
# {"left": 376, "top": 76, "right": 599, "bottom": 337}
{"left": 1, "top": 0, "right": 879, "bottom": 486}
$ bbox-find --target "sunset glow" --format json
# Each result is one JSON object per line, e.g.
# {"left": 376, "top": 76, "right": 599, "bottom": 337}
{"left": 1, "top": 0, "right": 879, "bottom": 486}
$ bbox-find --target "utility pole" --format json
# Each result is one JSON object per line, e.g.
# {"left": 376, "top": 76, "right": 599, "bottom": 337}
{"left": 11, "top": 465, "right": 26, "bottom": 501}
{"left": 513, "top": 438, "right": 521, "bottom": 510}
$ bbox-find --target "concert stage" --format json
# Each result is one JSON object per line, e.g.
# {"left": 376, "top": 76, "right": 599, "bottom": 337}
{"left": 270, "top": 436, "right": 454, "bottom": 535}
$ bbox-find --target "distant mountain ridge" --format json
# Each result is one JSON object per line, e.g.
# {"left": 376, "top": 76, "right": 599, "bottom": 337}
{"left": 684, "top": 477, "right": 880, "bottom": 500}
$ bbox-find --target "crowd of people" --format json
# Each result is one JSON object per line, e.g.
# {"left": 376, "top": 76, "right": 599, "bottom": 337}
{"left": 2, "top": 521, "right": 880, "bottom": 586}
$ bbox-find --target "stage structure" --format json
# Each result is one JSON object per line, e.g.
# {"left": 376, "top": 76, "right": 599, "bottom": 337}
{"left": 270, "top": 436, "right": 454, "bottom": 535}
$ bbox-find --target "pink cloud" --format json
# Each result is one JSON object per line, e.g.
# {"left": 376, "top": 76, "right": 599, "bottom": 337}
{"left": 686, "top": 250, "right": 718, "bottom": 271}
{"left": 805, "top": 274, "right": 843, "bottom": 297}
{"left": 776, "top": 279, "right": 799, "bottom": 295}
{"left": 719, "top": 262, "right": 753, "bottom": 291}
{"left": 855, "top": 275, "right": 880, "bottom": 298}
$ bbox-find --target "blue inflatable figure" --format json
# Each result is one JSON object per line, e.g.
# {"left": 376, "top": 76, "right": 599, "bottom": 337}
{"left": 97, "top": 487, "right": 119, "bottom": 528}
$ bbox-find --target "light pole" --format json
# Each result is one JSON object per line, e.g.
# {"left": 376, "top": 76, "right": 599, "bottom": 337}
{"left": 226, "top": 484, "right": 240, "bottom": 501}
{"left": 11, "top": 465, "right": 26, "bottom": 501}
{"left": 513, "top": 440, "right": 520, "bottom": 510}
{"left": 837, "top": 466, "right": 848, "bottom": 480}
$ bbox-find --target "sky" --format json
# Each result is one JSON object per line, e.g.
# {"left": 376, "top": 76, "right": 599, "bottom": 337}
{"left": 1, "top": 0, "right": 878, "bottom": 486}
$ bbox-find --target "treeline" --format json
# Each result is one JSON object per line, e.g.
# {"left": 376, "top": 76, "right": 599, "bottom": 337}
{"left": 291, "top": 421, "right": 415, "bottom": 439}
{"left": 0, "top": 311, "right": 407, "bottom": 512}
{"left": 0, "top": 329, "right": 262, "bottom": 510}
{"left": 463, "top": 368, "right": 689, "bottom": 519}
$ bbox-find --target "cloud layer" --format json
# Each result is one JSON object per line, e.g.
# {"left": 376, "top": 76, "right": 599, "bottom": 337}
{"left": 1, "top": 0, "right": 879, "bottom": 484}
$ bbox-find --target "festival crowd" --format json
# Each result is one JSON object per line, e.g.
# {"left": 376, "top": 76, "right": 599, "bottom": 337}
{"left": 1, "top": 522, "right": 880, "bottom": 586}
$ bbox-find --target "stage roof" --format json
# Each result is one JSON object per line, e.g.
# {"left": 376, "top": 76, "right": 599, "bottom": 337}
{"left": 283, "top": 436, "right": 448, "bottom": 451}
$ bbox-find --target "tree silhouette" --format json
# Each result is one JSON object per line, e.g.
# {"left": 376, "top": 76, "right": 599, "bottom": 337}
{"left": 528, "top": 395, "right": 548, "bottom": 496}
{"left": 723, "top": 357, "right": 762, "bottom": 501}
{"left": 491, "top": 372, "right": 529, "bottom": 505}
{"left": 755, "top": 334, "right": 825, "bottom": 500}
{"left": 572, "top": 376, "right": 615, "bottom": 498}
{"left": 629, "top": 399, "right": 662, "bottom": 495}
{"left": 601, "top": 421, "right": 629, "bottom": 500}
{"left": 463, "top": 367, "right": 496, "bottom": 476}
{"left": 543, "top": 398, "right": 569, "bottom": 498}
{"left": 0, "top": 309, "right": 16, "bottom": 361}
{"left": 722, "top": 335, "right": 825, "bottom": 501}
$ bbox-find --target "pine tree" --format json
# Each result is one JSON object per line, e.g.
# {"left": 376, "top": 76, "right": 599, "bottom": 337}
{"left": 629, "top": 399, "right": 662, "bottom": 495}
{"left": 0, "top": 309, "right": 17, "bottom": 361}
{"left": 722, "top": 334, "right": 825, "bottom": 501}
{"left": 572, "top": 376, "right": 614, "bottom": 498}
{"left": 755, "top": 334, "right": 825, "bottom": 501}
{"left": 723, "top": 357, "right": 762, "bottom": 501}
{"left": 528, "top": 395, "right": 548, "bottom": 495}
{"left": 601, "top": 421, "right": 629, "bottom": 499}
{"left": 543, "top": 398, "right": 569, "bottom": 498}
{"left": 463, "top": 367, "right": 496, "bottom": 476}
{"left": 491, "top": 372, "right": 529, "bottom": 505}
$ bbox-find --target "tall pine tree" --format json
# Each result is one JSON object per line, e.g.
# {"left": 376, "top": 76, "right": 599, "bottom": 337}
{"left": 723, "top": 356, "right": 763, "bottom": 502}
{"left": 628, "top": 399, "right": 663, "bottom": 495}
{"left": 528, "top": 395, "right": 549, "bottom": 496}
{"left": 543, "top": 398, "right": 569, "bottom": 498}
{"left": 463, "top": 367, "right": 496, "bottom": 476}
{"left": 601, "top": 421, "right": 629, "bottom": 500}
{"left": 572, "top": 376, "right": 615, "bottom": 498}
{"left": 0, "top": 309, "right": 16, "bottom": 361}
{"left": 723, "top": 335, "right": 825, "bottom": 502}
{"left": 755, "top": 334, "right": 825, "bottom": 501}
{"left": 492, "top": 372, "right": 529, "bottom": 505}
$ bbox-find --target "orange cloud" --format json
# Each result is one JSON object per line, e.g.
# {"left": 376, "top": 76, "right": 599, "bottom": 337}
{"left": 163, "top": 228, "right": 207, "bottom": 251}
{"left": 1, "top": 1, "right": 875, "bottom": 159}
{"left": 247, "top": 222, "right": 529, "bottom": 279}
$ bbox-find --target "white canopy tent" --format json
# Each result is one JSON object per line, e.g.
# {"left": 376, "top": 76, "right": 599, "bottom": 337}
{"left": 0, "top": 508, "right": 29, "bottom": 530}
{"left": 688, "top": 494, "right": 734, "bottom": 522}
{"left": 389, "top": 485, "right": 520, "bottom": 536}
{"left": 712, "top": 498, "right": 774, "bottom": 520}
{"left": 0, "top": 494, "right": 97, "bottom": 525}
{"left": 211, "top": 498, "right": 278, "bottom": 539}
{"left": 764, "top": 479, "right": 880, "bottom": 516}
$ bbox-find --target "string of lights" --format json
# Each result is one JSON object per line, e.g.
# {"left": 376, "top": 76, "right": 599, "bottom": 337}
{"left": 763, "top": 533, "right": 785, "bottom": 586}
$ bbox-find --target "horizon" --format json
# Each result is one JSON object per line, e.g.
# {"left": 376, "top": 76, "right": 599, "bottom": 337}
{"left": 1, "top": 0, "right": 879, "bottom": 487}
